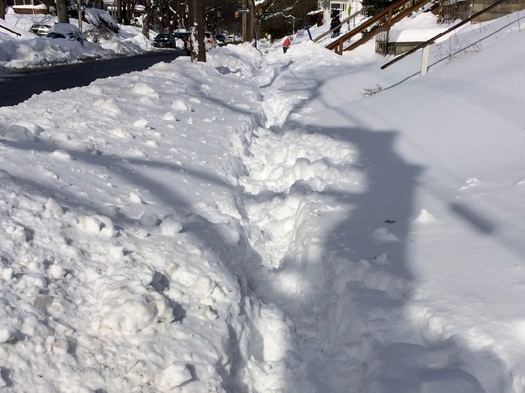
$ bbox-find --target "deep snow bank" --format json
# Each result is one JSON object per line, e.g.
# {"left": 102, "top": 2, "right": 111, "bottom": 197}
{"left": 0, "top": 12, "right": 151, "bottom": 68}
{"left": 0, "top": 44, "right": 283, "bottom": 392}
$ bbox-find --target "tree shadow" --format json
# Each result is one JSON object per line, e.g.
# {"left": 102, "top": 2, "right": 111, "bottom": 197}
{"left": 0, "top": 51, "right": 515, "bottom": 392}
{"left": 169, "top": 54, "right": 513, "bottom": 391}
{"left": 242, "top": 58, "right": 512, "bottom": 391}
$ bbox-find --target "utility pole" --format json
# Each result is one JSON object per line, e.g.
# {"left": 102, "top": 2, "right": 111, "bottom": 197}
{"left": 248, "top": 0, "right": 255, "bottom": 42}
{"left": 77, "top": 0, "right": 83, "bottom": 31}
{"left": 241, "top": 0, "right": 248, "bottom": 41}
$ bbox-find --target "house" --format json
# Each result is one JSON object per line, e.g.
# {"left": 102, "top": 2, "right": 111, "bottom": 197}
{"left": 320, "top": 0, "right": 362, "bottom": 22}
{"left": 471, "top": 0, "right": 525, "bottom": 21}
{"left": 9, "top": 0, "right": 49, "bottom": 14}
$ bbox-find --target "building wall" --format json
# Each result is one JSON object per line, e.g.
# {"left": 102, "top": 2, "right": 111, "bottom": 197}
{"left": 320, "top": 0, "right": 362, "bottom": 23}
{"left": 472, "top": 0, "right": 525, "bottom": 22}
{"left": 11, "top": 0, "right": 48, "bottom": 14}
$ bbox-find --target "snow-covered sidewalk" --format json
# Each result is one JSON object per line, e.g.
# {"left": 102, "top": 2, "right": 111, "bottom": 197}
{"left": 0, "top": 12, "right": 525, "bottom": 392}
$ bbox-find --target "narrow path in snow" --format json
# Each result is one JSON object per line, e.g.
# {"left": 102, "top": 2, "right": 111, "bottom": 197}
{"left": 230, "top": 50, "right": 414, "bottom": 392}
{"left": 230, "top": 46, "right": 509, "bottom": 393}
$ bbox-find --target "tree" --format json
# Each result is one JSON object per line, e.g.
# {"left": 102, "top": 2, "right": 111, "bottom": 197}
{"left": 193, "top": 0, "right": 206, "bottom": 62}
{"left": 257, "top": 0, "right": 317, "bottom": 38}
{"left": 56, "top": 0, "right": 70, "bottom": 23}
{"left": 0, "top": 0, "right": 5, "bottom": 20}
{"left": 119, "top": 0, "right": 137, "bottom": 25}
{"left": 142, "top": 1, "right": 156, "bottom": 37}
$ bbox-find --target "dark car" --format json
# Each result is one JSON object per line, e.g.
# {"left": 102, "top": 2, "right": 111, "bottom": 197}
{"left": 215, "top": 34, "right": 227, "bottom": 46}
{"left": 153, "top": 33, "right": 176, "bottom": 48}
{"left": 174, "top": 31, "right": 191, "bottom": 42}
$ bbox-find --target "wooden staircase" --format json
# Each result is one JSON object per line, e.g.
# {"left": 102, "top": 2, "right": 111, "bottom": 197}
{"left": 314, "top": 9, "right": 365, "bottom": 43}
{"left": 326, "top": 0, "right": 435, "bottom": 54}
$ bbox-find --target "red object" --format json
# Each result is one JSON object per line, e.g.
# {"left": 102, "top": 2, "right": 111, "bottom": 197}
{"left": 283, "top": 36, "right": 292, "bottom": 49}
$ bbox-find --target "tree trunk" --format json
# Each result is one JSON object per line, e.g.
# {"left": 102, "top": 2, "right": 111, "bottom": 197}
{"left": 195, "top": 0, "right": 206, "bottom": 62}
{"left": 248, "top": 0, "right": 255, "bottom": 42}
{"left": 142, "top": 5, "right": 155, "bottom": 37}
{"left": 56, "top": 0, "right": 70, "bottom": 23}
{"left": 0, "top": 0, "right": 5, "bottom": 20}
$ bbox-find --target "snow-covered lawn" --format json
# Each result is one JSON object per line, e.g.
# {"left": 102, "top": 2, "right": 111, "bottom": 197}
{"left": 0, "top": 10, "right": 524, "bottom": 393}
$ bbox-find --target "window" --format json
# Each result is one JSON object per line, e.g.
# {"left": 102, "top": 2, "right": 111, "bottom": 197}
{"left": 330, "top": 2, "right": 347, "bottom": 14}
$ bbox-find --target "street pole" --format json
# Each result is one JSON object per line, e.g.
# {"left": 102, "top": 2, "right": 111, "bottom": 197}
{"left": 248, "top": 0, "right": 255, "bottom": 42}
{"left": 77, "top": 0, "right": 83, "bottom": 32}
{"left": 241, "top": 0, "right": 248, "bottom": 42}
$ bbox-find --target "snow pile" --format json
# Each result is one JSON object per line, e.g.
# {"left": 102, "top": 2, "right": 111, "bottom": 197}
{"left": 0, "top": 9, "right": 524, "bottom": 393}
{"left": 84, "top": 8, "right": 119, "bottom": 33}
{"left": 0, "top": 12, "right": 151, "bottom": 68}
{"left": 0, "top": 17, "right": 35, "bottom": 39}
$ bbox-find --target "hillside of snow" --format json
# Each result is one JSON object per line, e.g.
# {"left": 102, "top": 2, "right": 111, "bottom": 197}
{"left": 0, "top": 10, "right": 524, "bottom": 393}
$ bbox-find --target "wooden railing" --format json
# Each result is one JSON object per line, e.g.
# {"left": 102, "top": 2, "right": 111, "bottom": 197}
{"left": 0, "top": 24, "right": 22, "bottom": 37}
{"left": 314, "top": 9, "right": 365, "bottom": 43}
{"left": 326, "top": 0, "right": 435, "bottom": 54}
{"left": 380, "top": 0, "right": 507, "bottom": 69}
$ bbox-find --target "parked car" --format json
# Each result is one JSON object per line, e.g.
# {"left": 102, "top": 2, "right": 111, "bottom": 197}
{"left": 46, "top": 23, "right": 85, "bottom": 45}
{"left": 204, "top": 32, "right": 217, "bottom": 50}
{"left": 173, "top": 30, "right": 190, "bottom": 52}
{"left": 153, "top": 33, "right": 176, "bottom": 48}
{"left": 226, "top": 34, "right": 242, "bottom": 44}
{"left": 215, "top": 33, "right": 227, "bottom": 46}
{"left": 30, "top": 23, "right": 51, "bottom": 37}
{"left": 174, "top": 30, "right": 191, "bottom": 42}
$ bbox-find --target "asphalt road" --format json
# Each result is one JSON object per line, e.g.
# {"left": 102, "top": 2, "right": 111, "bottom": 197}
{"left": 0, "top": 49, "right": 186, "bottom": 108}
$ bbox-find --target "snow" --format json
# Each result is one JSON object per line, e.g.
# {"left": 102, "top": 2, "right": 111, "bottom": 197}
{"left": 0, "top": 9, "right": 524, "bottom": 393}
{"left": 0, "top": 11, "right": 151, "bottom": 68}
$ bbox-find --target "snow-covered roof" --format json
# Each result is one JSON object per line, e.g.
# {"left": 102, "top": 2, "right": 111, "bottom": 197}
{"left": 388, "top": 27, "right": 448, "bottom": 42}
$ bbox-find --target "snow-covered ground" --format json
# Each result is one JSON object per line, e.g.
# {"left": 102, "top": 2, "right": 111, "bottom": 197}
{"left": 0, "top": 10, "right": 152, "bottom": 69}
{"left": 0, "top": 9, "right": 524, "bottom": 393}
